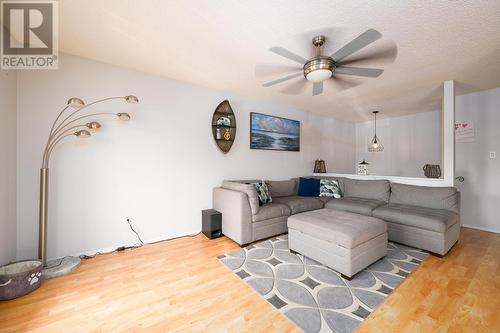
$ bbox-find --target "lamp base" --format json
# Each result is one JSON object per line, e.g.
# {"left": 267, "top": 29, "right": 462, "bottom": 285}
{"left": 42, "top": 256, "right": 80, "bottom": 279}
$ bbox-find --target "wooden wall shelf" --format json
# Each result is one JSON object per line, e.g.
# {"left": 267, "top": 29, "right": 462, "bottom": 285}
{"left": 211, "top": 100, "right": 236, "bottom": 153}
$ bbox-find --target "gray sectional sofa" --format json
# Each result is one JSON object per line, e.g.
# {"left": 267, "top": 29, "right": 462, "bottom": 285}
{"left": 212, "top": 176, "right": 460, "bottom": 256}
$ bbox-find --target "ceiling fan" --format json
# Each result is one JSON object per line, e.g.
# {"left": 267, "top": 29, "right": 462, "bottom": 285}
{"left": 260, "top": 29, "right": 391, "bottom": 96}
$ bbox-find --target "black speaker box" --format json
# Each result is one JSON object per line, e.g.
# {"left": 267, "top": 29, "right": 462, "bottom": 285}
{"left": 202, "top": 209, "right": 222, "bottom": 239}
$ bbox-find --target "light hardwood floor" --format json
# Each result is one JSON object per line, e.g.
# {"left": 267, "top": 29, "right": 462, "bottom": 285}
{"left": 0, "top": 227, "right": 498, "bottom": 333}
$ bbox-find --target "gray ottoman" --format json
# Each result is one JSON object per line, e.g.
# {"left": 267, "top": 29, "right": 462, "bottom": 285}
{"left": 288, "top": 208, "right": 387, "bottom": 279}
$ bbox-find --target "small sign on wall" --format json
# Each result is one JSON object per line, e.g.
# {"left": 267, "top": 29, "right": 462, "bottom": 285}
{"left": 455, "top": 121, "right": 475, "bottom": 143}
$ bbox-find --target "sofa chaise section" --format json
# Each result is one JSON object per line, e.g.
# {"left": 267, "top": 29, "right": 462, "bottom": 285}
{"left": 373, "top": 183, "right": 460, "bottom": 255}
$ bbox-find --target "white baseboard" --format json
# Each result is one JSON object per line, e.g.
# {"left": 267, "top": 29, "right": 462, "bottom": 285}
{"left": 462, "top": 224, "right": 500, "bottom": 234}
{"left": 57, "top": 229, "right": 202, "bottom": 261}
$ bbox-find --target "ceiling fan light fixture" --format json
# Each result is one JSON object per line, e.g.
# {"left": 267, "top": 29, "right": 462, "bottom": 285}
{"left": 303, "top": 56, "right": 335, "bottom": 83}
{"left": 261, "top": 29, "right": 388, "bottom": 96}
{"left": 306, "top": 69, "right": 332, "bottom": 83}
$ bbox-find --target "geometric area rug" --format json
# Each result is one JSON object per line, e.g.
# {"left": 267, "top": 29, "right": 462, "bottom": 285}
{"left": 217, "top": 234, "right": 428, "bottom": 333}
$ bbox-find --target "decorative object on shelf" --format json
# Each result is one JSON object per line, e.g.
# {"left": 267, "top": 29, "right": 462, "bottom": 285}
{"left": 250, "top": 112, "right": 300, "bottom": 151}
{"left": 423, "top": 164, "right": 441, "bottom": 178}
{"left": 357, "top": 159, "right": 370, "bottom": 175}
{"left": 215, "top": 127, "right": 222, "bottom": 140}
{"left": 216, "top": 116, "right": 231, "bottom": 127}
{"left": 211, "top": 100, "right": 236, "bottom": 153}
{"left": 368, "top": 110, "right": 384, "bottom": 152}
{"left": 223, "top": 128, "right": 231, "bottom": 141}
{"left": 313, "top": 160, "right": 326, "bottom": 173}
{"left": 39, "top": 95, "right": 139, "bottom": 279}
{"left": 0, "top": 260, "right": 42, "bottom": 300}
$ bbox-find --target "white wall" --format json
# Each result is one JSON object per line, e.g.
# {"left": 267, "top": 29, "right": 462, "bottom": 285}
{"left": 455, "top": 88, "right": 500, "bottom": 233}
{"left": 355, "top": 111, "right": 442, "bottom": 178}
{"left": 321, "top": 117, "right": 356, "bottom": 174}
{"left": 16, "top": 53, "right": 354, "bottom": 260}
{"left": 0, "top": 70, "right": 17, "bottom": 266}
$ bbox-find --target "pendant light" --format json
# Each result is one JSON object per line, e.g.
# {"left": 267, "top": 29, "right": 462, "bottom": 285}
{"left": 368, "top": 111, "right": 384, "bottom": 152}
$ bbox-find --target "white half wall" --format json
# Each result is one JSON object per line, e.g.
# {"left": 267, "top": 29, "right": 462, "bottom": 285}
{"left": 16, "top": 53, "right": 354, "bottom": 260}
{"left": 455, "top": 87, "right": 500, "bottom": 233}
{"left": 355, "top": 111, "right": 442, "bottom": 178}
{"left": 0, "top": 70, "right": 17, "bottom": 266}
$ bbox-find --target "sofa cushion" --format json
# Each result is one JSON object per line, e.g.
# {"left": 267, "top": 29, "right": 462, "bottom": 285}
{"left": 222, "top": 181, "right": 260, "bottom": 215}
{"left": 252, "top": 181, "right": 272, "bottom": 205}
{"left": 389, "top": 183, "right": 460, "bottom": 213}
{"left": 312, "top": 176, "right": 346, "bottom": 194}
{"left": 298, "top": 177, "right": 320, "bottom": 197}
{"left": 315, "top": 196, "right": 334, "bottom": 204}
{"left": 288, "top": 209, "right": 387, "bottom": 248}
{"left": 273, "top": 196, "right": 324, "bottom": 214}
{"left": 325, "top": 197, "right": 386, "bottom": 216}
{"left": 252, "top": 203, "right": 291, "bottom": 222}
{"left": 373, "top": 204, "right": 458, "bottom": 233}
{"left": 266, "top": 179, "right": 297, "bottom": 198}
{"left": 319, "top": 179, "right": 342, "bottom": 198}
{"left": 343, "top": 178, "right": 391, "bottom": 202}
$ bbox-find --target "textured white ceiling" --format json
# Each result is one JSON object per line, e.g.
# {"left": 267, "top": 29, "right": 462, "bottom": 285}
{"left": 59, "top": 0, "right": 500, "bottom": 122}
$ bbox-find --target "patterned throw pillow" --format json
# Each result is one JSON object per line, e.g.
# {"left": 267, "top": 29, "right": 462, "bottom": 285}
{"left": 253, "top": 181, "right": 272, "bottom": 206}
{"left": 319, "top": 179, "right": 342, "bottom": 198}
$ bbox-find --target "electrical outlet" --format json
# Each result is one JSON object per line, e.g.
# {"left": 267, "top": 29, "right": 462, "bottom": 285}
{"left": 490, "top": 152, "right": 496, "bottom": 159}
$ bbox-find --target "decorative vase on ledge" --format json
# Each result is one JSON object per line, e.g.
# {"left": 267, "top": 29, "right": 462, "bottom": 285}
{"left": 423, "top": 164, "right": 441, "bottom": 178}
{"left": 314, "top": 160, "right": 326, "bottom": 173}
{"left": 357, "top": 160, "right": 370, "bottom": 175}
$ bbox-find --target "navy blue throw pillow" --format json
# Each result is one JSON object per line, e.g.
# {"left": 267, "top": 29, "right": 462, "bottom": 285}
{"left": 298, "top": 177, "right": 320, "bottom": 197}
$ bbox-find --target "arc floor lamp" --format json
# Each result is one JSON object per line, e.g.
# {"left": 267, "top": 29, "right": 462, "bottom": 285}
{"left": 40, "top": 95, "right": 139, "bottom": 279}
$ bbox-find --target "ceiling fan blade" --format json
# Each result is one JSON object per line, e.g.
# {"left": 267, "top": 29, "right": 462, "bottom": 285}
{"left": 328, "top": 75, "right": 360, "bottom": 91}
{"left": 255, "top": 63, "right": 301, "bottom": 77}
{"left": 281, "top": 78, "right": 308, "bottom": 95}
{"left": 338, "top": 41, "right": 398, "bottom": 66}
{"left": 330, "top": 29, "right": 382, "bottom": 62}
{"left": 312, "top": 82, "right": 323, "bottom": 96}
{"left": 262, "top": 72, "right": 303, "bottom": 87}
{"left": 334, "top": 66, "right": 384, "bottom": 77}
{"left": 269, "top": 47, "right": 307, "bottom": 65}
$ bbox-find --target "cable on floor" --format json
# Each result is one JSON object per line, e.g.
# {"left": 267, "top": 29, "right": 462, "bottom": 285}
{"left": 79, "top": 218, "right": 202, "bottom": 260}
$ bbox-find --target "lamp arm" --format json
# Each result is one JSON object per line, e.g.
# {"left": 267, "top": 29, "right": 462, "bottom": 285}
{"left": 44, "top": 124, "right": 85, "bottom": 161}
{"left": 49, "top": 112, "right": 116, "bottom": 142}
{"left": 48, "top": 105, "right": 71, "bottom": 138}
{"left": 51, "top": 97, "right": 124, "bottom": 139}
{"left": 44, "top": 105, "right": 71, "bottom": 160}
{"left": 43, "top": 133, "right": 75, "bottom": 168}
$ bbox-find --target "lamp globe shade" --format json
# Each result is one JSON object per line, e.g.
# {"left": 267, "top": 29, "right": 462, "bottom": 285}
{"left": 117, "top": 113, "right": 131, "bottom": 121}
{"left": 67, "top": 97, "right": 85, "bottom": 108}
{"left": 86, "top": 121, "right": 101, "bottom": 130}
{"left": 125, "top": 95, "right": 139, "bottom": 104}
{"left": 75, "top": 130, "right": 91, "bottom": 138}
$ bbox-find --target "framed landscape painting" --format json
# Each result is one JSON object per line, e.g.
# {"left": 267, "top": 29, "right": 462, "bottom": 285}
{"left": 250, "top": 112, "right": 300, "bottom": 151}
